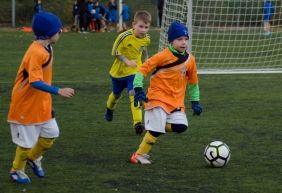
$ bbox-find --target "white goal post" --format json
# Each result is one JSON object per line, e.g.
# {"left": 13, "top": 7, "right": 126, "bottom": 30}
{"left": 159, "top": 0, "right": 282, "bottom": 74}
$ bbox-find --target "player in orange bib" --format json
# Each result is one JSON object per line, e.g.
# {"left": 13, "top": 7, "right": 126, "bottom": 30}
{"left": 130, "top": 21, "right": 203, "bottom": 164}
{"left": 7, "top": 11, "right": 75, "bottom": 184}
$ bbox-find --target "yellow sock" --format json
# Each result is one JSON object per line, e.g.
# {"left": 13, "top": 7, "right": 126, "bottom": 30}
{"left": 28, "top": 137, "right": 55, "bottom": 160}
{"left": 136, "top": 132, "right": 157, "bottom": 155}
{"left": 129, "top": 95, "right": 142, "bottom": 125}
{"left": 11, "top": 146, "right": 31, "bottom": 171}
{"left": 165, "top": 123, "right": 173, "bottom": 132}
{"left": 106, "top": 92, "right": 120, "bottom": 110}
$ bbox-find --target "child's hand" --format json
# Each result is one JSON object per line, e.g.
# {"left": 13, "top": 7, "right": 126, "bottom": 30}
{"left": 134, "top": 87, "right": 148, "bottom": 107}
{"left": 58, "top": 88, "right": 75, "bottom": 98}
{"left": 191, "top": 101, "right": 202, "bottom": 116}
{"left": 124, "top": 59, "right": 137, "bottom": 67}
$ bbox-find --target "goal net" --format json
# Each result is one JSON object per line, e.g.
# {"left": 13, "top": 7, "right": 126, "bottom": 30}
{"left": 159, "top": 0, "right": 282, "bottom": 74}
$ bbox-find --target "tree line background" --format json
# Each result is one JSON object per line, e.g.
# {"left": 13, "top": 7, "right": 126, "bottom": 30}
{"left": 0, "top": 0, "right": 281, "bottom": 28}
{"left": 0, "top": 0, "right": 158, "bottom": 27}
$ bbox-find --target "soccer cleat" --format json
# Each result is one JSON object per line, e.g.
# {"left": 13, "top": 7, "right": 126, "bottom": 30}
{"left": 27, "top": 156, "right": 45, "bottom": 178}
{"left": 105, "top": 108, "right": 114, "bottom": 122}
{"left": 10, "top": 170, "right": 31, "bottom": 184}
{"left": 130, "top": 152, "right": 151, "bottom": 164}
{"left": 134, "top": 122, "right": 144, "bottom": 135}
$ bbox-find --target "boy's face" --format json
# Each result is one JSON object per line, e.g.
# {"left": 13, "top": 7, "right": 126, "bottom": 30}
{"left": 171, "top": 36, "right": 189, "bottom": 53}
{"left": 132, "top": 20, "right": 150, "bottom": 38}
{"left": 49, "top": 30, "right": 62, "bottom": 44}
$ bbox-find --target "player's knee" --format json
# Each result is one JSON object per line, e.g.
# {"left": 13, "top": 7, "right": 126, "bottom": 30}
{"left": 113, "top": 93, "right": 121, "bottom": 99}
{"left": 149, "top": 130, "right": 163, "bottom": 137}
{"left": 171, "top": 124, "right": 187, "bottom": 134}
{"left": 128, "top": 89, "right": 134, "bottom": 96}
{"left": 114, "top": 94, "right": 121, "bottom": 100}
{"left": 38, "top": 137, "right": 55, "bottom": 149}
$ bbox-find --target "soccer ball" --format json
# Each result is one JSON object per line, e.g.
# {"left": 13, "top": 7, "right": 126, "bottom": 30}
{"left": 204, "top": 141, "right": 231, "bottom": 168}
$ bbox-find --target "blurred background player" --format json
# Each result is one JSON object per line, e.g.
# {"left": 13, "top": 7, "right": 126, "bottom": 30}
{"left": 78, "top": 0, "right": 89, "bottom": 33}
{"left": 87, "top": 0, "right": 96, "bottom": 32}
{"left": 8, "top": 11, "right": 75, "bottom": 184}
{"left": 120, "top": 0, "right": 130, "bottom": 32}
{"left": 34, "top": 0, "right": 43, "bottom": 14}
{"left": 130, "top": 21, "right": 202, "bottom": 164}
{"left": 263, "top": 0, "right": 275, "bottom": 36}
{"left": 104, "top": 10, "right": 151, "bottom": 135}
{"left": 93, "top": 0, "right": 107, "bottom": 32}
{"left": 107, "top": 0, "right": 118, "bottom": 31}
{"left": 71, "top": 0, "right": 80, "bottom": 32}
{"left": 157, "top": 0, "right": 164, "bottom": 27}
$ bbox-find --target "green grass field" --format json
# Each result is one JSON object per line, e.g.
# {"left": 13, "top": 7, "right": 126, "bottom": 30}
{"left": 0, "top": 30, "right": 281, "bottom": 193}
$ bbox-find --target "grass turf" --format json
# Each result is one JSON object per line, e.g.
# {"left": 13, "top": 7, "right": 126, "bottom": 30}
{"left": 0, "top": 30, "right": 281, "bottom": 193}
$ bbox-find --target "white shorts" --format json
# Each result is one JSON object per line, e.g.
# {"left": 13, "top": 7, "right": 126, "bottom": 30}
{"left": 144, "top": 107, "right": 188, "bottom": 133}
{"left": 10, "top": 118, "right": 59, "bottom": 148}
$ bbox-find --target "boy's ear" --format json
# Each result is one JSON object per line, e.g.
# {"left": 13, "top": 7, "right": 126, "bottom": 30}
{"left": 131, "top": 22, "right": 137, "bottom": 30}
{"left": 132, "top": 21, "right": 136, "bottom": 27}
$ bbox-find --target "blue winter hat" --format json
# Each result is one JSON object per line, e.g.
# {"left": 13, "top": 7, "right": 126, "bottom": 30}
{"left": 32, "top": 11, "right": 62, "bottom": 40}
{"left": 167, "top": 21, "right": 189, "bottom": 42}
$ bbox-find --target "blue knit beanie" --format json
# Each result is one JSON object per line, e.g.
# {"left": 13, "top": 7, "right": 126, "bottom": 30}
{"left": 167, "top": 21, "right": 189, "bottom": 42}
{"left": 32, "top": 11, "right": 62, "bottom": 40}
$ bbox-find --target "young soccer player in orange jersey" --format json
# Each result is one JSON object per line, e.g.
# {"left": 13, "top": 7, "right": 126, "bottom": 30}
{"left": 130, "top": 21, "right": 203, "bottom": 164}
{"left": 7, "top": 11, "right": 75, "bottom": 184}
{"left": 104, "top": 10, "right": 151, "bottom": 135}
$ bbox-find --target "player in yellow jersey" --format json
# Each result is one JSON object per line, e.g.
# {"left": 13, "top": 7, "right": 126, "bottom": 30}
{"left": 130, "top": 21, "right": 203, "bottom": 164}
{"left": 105, "top": 10, "right": 151, "bottom": 135}
{"left": 7, "top": 11, "right": 75, "bottom": 184}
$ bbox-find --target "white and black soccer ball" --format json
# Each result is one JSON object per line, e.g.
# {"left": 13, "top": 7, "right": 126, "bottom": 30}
{"left": 204, "top": 141, "right": 231, "bottom": 168}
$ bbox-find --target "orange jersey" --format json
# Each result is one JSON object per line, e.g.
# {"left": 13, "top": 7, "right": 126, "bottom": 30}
{"left": 8, "top": 41, "right": 54, "bottom": 124}
{"left": 140, "top": 48, "right": 198, "bottom": 113}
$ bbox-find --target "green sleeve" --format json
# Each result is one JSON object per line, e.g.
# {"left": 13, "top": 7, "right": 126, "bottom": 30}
{"left": 133, "top": 72, "right": 145, "bottom": 88}
{"left": 188, "top": 84, "right": 200, "bottom": 101}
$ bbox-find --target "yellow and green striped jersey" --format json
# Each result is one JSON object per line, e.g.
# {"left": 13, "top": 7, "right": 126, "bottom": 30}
{"left": 110, "top": 29, "right": 150, "bottom": 78}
